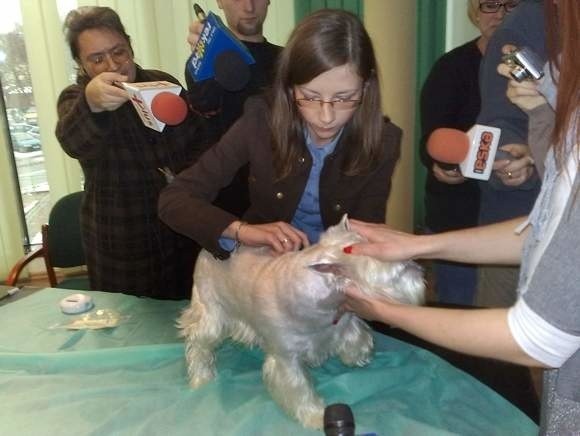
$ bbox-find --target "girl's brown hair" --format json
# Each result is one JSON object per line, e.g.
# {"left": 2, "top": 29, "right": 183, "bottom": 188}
{"left": 270, "top": 9, "right": 385, "bottom": 180}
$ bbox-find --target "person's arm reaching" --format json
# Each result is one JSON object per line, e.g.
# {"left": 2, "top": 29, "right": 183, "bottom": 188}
{"left": 346, "top": 217, "right": 528, "bottom": 265}
{"left": 342, "top": 286, "right": 549, "bottom": 367}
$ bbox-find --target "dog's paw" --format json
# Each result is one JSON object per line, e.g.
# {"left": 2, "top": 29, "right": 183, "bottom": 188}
{"left": 296, "top": 402, "right": 324, "bottom": 429}
{"left": 338, "top": 340, "right": 373, "bottom": 367}
{"left": 188, "top": 368, "right": 215, "bottom": 389}
{"left": 337, "top": 325, "right": 374, "bottom": 367}
{"left": 340, "top": 351, "right": 372, "bottom": 367}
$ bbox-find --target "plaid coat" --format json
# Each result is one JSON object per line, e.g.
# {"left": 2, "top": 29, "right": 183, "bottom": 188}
{"left": 55, "top": 67, "right": 203, "bottom": 299}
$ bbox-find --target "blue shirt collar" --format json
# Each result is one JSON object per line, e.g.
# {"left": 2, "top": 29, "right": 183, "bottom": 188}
{"left": 304, "top": 127, "right": 343, "bottom": 157}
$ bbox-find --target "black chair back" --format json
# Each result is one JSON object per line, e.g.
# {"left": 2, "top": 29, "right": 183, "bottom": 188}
{"left": 46, "top": 191, "right": 85, "bottom": 268}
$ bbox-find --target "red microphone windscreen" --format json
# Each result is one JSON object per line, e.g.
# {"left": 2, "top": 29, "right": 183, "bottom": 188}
{"left": 151, "top": 92, "right": 188, "bottom": 126}
{"left": 426, "top": 128, "right": 470, "bottom": 164}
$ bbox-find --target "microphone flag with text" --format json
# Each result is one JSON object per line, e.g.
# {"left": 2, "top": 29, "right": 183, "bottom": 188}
{"left": 427, "top": 125, "right": 501, "bottom": 181}
{"left": 123, "top": 81, "right": 188, "bottom": 132}
{"left": 186, "top": 11, "right": 254, "bottom": 91}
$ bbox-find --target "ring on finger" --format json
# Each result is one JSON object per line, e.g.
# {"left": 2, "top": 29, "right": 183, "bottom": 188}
{"left": 281, "top": 238, "right": 289, "bottom": 244}
{"left": 506, "top": 171, "right": 513, "bottom": 178}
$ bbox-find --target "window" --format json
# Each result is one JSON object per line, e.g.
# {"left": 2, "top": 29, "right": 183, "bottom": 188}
{"left": 0, "top": 3, "right": 49, "bottom": 248}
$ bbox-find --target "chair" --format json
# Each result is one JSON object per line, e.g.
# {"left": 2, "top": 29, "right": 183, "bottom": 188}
{"left": 6, "top": 191, "right": 90, "bottom": 290}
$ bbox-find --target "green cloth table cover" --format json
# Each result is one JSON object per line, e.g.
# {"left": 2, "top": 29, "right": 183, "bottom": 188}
{"left": 0, "top": 288, "right": 537, "bottom": 435}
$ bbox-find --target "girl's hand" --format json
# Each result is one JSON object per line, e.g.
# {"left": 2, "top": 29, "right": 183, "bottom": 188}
{"left": 226, "top": 221, "right": 310, "bottom": 254}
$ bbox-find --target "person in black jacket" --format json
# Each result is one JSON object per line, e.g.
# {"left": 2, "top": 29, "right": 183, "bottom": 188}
{"left": 419, "top": 0, "right": 520, "bottom": 305}
{"left": 184, "top": 0, "right": 282, "bottom": 217}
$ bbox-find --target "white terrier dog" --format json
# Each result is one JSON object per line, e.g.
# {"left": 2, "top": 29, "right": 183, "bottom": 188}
{"left": 178, "top": 215, "right": 424, "bottom": 428}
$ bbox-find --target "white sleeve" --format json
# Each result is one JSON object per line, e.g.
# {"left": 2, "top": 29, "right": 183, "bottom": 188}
{"left": 508, "top": 298, "right": 580, "bottom": 368}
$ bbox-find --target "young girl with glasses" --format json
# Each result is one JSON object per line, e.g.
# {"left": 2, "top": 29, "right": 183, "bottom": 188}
{"left": 159, "top": 9, "right": 402, "bottom": 258}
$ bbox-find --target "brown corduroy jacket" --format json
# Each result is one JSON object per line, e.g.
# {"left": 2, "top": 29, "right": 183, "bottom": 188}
{"left": 159, "top": 97, "right": 402, "bottom": 259}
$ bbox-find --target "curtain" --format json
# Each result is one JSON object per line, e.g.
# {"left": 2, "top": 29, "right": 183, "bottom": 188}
{"left": 294, "top": 0, "right": 363, "bottom": 21}
{"left": 413, "top": 0, "right": 447, "bottom": 230}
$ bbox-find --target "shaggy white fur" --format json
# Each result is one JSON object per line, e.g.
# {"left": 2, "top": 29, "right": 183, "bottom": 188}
{"left": 178, "top": 215, "right": 424, "bottom": 429}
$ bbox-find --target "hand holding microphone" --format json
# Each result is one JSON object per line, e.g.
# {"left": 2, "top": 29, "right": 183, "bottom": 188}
{"left": 427, "top": 126, "right": 537, "bottom": 187}
{"left": 432, "top": 162, "right": 466, "bottom": 185}
{"left": 123, "top": 81, "right": 188, "bottom": 131}
{"left": 187, "top": 17, "right": 204, "bottom": 50}
{"left": 85, "top": 72, "right": 130, "bottom": 113}
{"left": 186, "top": 4, "right": 253, "bottom": 92}
{"left": 427, "top": 125, "right": 501, "bottom": 181}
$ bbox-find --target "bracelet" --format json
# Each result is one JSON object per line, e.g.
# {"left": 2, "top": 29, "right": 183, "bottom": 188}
{"left": 234, "top": 221, "right": 247, "bottom": 245}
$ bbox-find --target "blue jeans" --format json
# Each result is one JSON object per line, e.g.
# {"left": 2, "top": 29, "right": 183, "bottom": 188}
{"left": 432, "top": 260, "right": 477, "bottom": 306}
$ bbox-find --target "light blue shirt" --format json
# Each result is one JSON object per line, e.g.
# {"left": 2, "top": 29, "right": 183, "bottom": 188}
{"left": 220, "top": 128, "right": 343, "bottom": 251}
{"left": 291, "top": 129, "right": 342, "bottom": 244}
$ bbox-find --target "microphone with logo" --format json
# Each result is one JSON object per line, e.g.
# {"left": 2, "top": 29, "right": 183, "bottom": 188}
{"left": 122, "top": 81, "right": 188, "bottom": 132}
{"left": 186, "top": 5, "right": 254, "bottom": 92}
{"left": 426, "top": 125, "right": 501, "bottom": 181}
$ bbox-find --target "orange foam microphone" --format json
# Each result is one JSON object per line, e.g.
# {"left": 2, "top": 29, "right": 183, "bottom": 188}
{"left": 151, "top": 92, "right": 188, "bottom": 126}
{"left": 426, "top": 126, "right": 501, "bottom": 180}
{"left": 427, "top": 128, "right": 470, "bottom": 165}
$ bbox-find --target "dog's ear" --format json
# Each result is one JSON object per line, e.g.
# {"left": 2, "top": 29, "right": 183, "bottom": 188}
{"left": 339, "top": 214, "right": 351, "bottom": 231}
{"left": 308, "top": 262, "right": 347, "bottom": 277}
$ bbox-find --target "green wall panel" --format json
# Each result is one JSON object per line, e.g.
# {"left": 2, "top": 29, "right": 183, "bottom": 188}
{"left": 414, "top": 0, "right": 447, "bottom": 231}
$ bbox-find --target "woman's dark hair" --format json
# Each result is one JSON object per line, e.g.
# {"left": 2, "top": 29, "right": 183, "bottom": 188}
{"left": 63, "top": 6, "right": 133, "bottom": 61}
{"left": 270, "top": 9, "right": 385, "bottom": 179}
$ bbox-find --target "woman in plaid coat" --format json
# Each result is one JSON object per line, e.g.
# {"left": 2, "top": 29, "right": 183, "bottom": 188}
{"left": 56, "top": 6, "right": 202, "bottom": 299}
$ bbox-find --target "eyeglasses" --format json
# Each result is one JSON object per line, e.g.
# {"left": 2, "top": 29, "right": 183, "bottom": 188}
{"left": 84, "top": 45, "right": 132, "bottom": 70}
{"left": 479, "top": 1, "right": 520, "bottom": 13}
{"left": 295, "top": 97, "right": 362, "bottom": 111}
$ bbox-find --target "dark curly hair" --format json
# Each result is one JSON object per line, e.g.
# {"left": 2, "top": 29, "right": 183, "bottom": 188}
{"left": 63, "top": 6, "right": 132, "bottom": 61}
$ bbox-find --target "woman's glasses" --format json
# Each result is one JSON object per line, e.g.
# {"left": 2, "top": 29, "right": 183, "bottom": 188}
{"left": 85, "top": 45, "right": 132, "bottom": 70}
{"left": 295, "top": 97, "right": 361, "bottom": 111}
{"left": 479, "top": 1, "right": 520, "bottom": 13}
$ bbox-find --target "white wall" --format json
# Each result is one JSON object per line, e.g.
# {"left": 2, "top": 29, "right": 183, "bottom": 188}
{"left": 446, "top": 0, "right": 479, "bottom": 51}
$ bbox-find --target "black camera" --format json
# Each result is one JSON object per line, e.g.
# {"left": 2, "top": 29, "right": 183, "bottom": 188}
{"left": 502, "top": 47, "right": 544, "bottom": 82}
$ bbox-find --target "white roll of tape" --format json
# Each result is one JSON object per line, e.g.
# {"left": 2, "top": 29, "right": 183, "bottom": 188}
{"left": 59, "top": 293, "right": 94, "bottom": 314}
